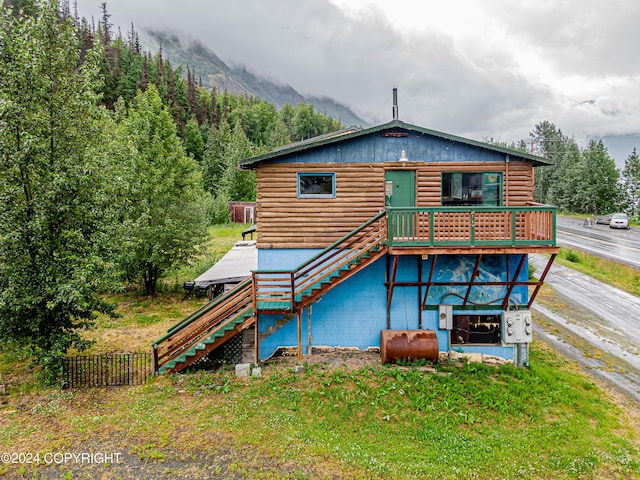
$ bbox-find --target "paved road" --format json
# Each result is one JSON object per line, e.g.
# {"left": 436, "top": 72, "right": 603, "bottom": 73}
{"left": 556, "top": 215, "right": 640, "bottom": 269}
{"left": 530, "top": 254, "right": 640, "bottom": 403}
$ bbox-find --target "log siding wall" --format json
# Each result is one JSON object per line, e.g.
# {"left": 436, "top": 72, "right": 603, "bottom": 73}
{"left": 256, "top": 161, "right": 534, "bottom": 249}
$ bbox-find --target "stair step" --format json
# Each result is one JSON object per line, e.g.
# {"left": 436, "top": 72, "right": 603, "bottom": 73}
{"left": 257, "top": 301, "right": 291, "bottom": 310}
{"left": 159, "top": 360, "right": 176, "bottom": 373}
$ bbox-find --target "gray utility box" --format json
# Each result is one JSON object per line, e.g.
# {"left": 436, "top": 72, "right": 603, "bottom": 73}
{"left": 438, "top": 304, "right": 453, "bottom": 330}
{"left": 502, "top": 310, "right": 533, "bottom": 344}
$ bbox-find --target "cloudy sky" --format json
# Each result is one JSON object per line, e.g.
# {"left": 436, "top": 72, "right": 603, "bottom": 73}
{"left": 77, "top": 0, "right": 640, "bottom": 164}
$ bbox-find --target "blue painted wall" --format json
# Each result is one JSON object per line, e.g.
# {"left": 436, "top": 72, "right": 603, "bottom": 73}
{"left": 267, "top": 132, "right": 510, "bottom": 166}
{"left": 257, "top": 248, "right": 526, "bottom": 361}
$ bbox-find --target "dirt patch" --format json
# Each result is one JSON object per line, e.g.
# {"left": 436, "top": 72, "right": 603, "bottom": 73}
{"left": 265, "top": 347, "right": 383, "bottom": 370}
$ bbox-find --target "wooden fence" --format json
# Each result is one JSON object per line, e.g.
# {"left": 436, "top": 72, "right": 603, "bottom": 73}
{"left": 62, "top": 352, "right": 152, "bottom": 388}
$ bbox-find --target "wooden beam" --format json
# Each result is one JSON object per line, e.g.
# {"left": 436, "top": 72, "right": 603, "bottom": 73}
{"left": 417, "top": 256, "right": 423, "bottom": 329}
{"left": 528, "top": 253, "right": 557, "bottom": 309}
{"left": 254, "top": 314, "right": 260, "bottom": 365}
{"left": 421, "top": 254, "right": 438, "bottom": 309}
{"left": 297, "top": 311, "right": 302, "bottom": 362}
{"left": 389, "top": 246, "right": 560, "bottom": 256}
{"left": 463, "top": 255, "right": 483, "bottom": 307}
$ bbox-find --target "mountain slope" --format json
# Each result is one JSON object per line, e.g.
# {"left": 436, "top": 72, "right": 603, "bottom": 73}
{"left": 143, "top": 30, "right": 367, "bottom": 127}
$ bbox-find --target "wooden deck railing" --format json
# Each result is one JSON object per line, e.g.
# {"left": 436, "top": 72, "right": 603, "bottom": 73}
{"left": 387, "top": 206, "right": 556, "bottom": 248}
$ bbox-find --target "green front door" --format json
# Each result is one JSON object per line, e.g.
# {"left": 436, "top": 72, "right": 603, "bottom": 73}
{"left": 385, "top": 170, "right": 415, "bottom": 207}
{"left": 385, "top": 170, "right": 416, "bottom": 238}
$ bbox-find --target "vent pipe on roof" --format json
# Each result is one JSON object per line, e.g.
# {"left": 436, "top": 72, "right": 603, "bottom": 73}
{"left": 392, "top": 87, "right": 399, "bottom": 120}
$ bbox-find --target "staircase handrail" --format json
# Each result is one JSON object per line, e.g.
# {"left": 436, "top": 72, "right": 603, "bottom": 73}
{"left": 153, "top": 211, "right": 388, "bottom": 372}
{"left": 153, "top": 281, "right": 254, "bottom": 371}
{"left": 253, "top": 210, "right": 387, "bottom": 311}
{"left": 155, "top": 277, "right": 253, "bottom": 343}
{"left": 251, "top": 210, "right": 387, "bottom": 276}
{"left": 153, "top": 277, "right": 252, "bottom": 347}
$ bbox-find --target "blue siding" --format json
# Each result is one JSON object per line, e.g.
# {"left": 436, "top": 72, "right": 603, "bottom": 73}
{"left": 267, "top": 133, "right": 507, "bottom": 166}
{"left": 257, "top": 248, "right": 522, "bottom": 362}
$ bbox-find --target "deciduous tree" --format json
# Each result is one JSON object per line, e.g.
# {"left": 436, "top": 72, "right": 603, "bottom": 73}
{"left": 0, "top": 2, "right": 115, "bottom": 382}
{"left": 117, "top": 85, "right": 207, "bottom": 295}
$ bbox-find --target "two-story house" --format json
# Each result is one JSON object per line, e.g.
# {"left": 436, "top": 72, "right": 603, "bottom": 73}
{"left": 153, "top": 114, "right": 557, "bottom": 373}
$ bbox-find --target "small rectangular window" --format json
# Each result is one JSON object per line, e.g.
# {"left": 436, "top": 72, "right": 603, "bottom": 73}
{"left": 297, "top": 173, "right": 335, "bottom": 198}
{"left": 451, "top": 314, "right": 501, "bottom": 345}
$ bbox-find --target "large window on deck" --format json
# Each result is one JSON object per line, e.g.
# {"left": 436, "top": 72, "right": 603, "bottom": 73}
{"left": 441, "top": 172, "right": 501, "bottom": 206}
{"left": 297, "top": 173, "right": 336, "bottom": 198}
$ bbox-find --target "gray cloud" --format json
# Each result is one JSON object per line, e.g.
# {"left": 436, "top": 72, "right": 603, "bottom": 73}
{"left": 488, "top": 0, "right": 640, "bottom": 76}
{"left": 77, "top": 0, "right": 640, "bottom": 156}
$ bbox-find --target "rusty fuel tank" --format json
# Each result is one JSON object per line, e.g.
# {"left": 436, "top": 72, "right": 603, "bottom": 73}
{"left": 380, "top": 329, "right": 439, "bottom": 364}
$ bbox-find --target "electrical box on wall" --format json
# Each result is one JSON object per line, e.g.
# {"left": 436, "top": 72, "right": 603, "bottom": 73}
{"left": 438, "top": 304, "right": 453, "bottom": 330}
{"left": 502, "top": 310, "right": 533, "bottom": 344}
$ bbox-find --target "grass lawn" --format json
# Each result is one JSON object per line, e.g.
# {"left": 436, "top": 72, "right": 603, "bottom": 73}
{"left": 554, "top": 246, "right": 640, "bottom": 297}
{"left": 0, "top": 223, "right": 639, "bottom": 478}
{"left": 1, "top": 343, "right": 639, "bottom": 479}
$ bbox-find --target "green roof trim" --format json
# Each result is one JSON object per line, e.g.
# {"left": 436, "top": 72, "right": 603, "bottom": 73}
{"left": 239, "top": 119, "right": 551, "bottom": 168}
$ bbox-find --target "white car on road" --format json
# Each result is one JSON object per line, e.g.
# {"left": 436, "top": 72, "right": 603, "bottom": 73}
{"left": 609, "top": 213, "right": 630, "bottom": 229}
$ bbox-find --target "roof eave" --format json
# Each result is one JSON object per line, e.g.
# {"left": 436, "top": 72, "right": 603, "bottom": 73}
{"left": 239, "top": 119, "right": 551, "bottom": 168}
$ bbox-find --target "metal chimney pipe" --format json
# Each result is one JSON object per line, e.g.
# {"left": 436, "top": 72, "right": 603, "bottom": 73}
{"left": 392, "top": 87, "right": 398, "bottom": 120}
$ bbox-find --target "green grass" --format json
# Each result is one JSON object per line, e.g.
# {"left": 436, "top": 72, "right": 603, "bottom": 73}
{"left": 158, "top": 223, "right": 251, "bottom": 292}
{"left": 1, "top": 221, "right": 640, "bottom": 477}
{"left": 555, "top": 246, "right": 640, "bottom": 297}
{"left": 0, "top": 343, "right": 638, "bottom": 479}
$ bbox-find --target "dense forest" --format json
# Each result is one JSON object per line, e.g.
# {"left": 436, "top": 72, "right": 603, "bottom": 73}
{"left": 1, "top": 1, "right": 639, "bottom": 381}
{"left": 0, "top": 0, "right": 342, "bottom": 381}
{"left": 6, "top": 0, "right": 343, "bottom": 211}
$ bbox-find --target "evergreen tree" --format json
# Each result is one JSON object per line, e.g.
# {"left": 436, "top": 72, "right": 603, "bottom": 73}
{"left": 0, "top": 1, "right": 115, "bottom": 382}
{"left": 575, "top": 140, "right": 620, "bottom": 214}
{"left": 183, "top": 117, "right": 204, "bottom": 162}
{"left": 98, "top": 1, "right": 111, "bottom": 46}
{"left": 621, "top": 148, "right": 640, "bottom": 219}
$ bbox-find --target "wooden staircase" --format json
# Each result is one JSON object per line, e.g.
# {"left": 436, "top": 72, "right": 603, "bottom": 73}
{"left": 153, "top": 278, "right": 254, "bottom": 374}
{"left": 153, "top": 212, "right": 388, "bottom": 373}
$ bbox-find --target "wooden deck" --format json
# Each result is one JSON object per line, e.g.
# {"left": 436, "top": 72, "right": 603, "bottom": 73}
{"left": 387, "top": 205, "right": 557, "bottom": 254}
